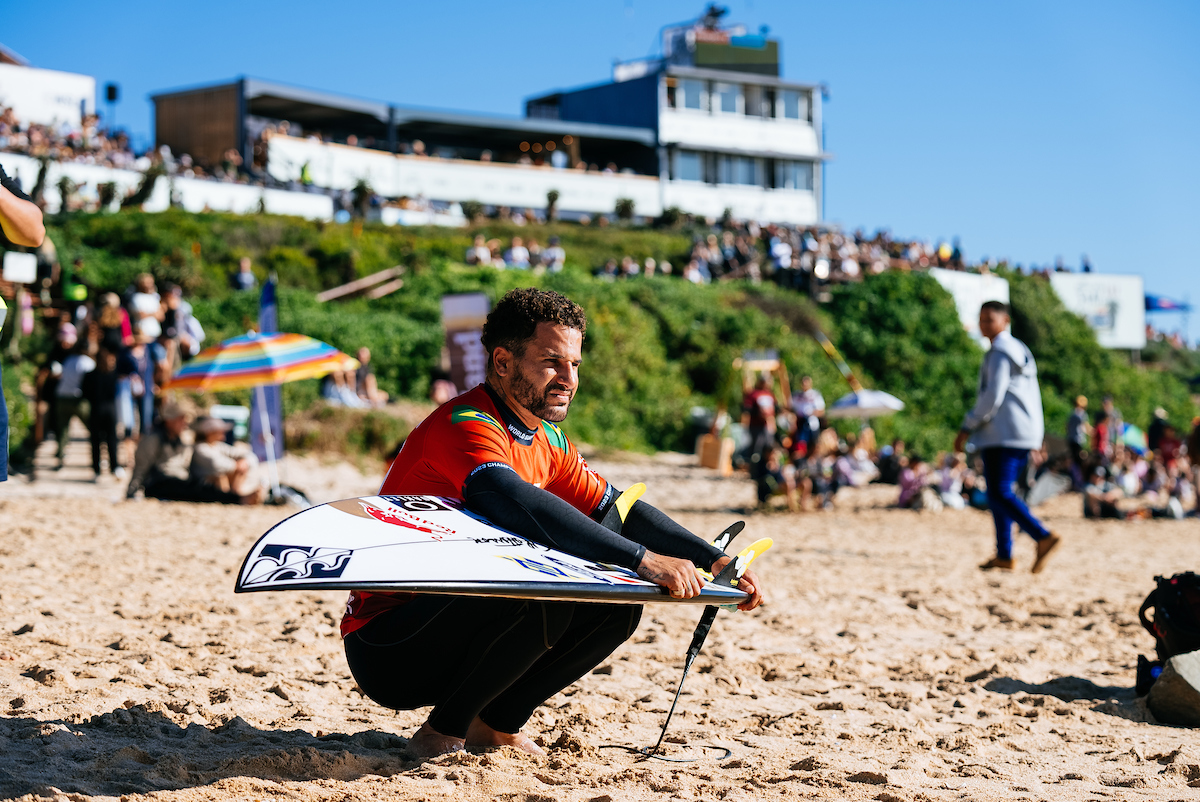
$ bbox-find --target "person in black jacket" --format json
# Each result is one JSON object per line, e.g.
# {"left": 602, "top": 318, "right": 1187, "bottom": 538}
{"left": 82, "top": 349, "right": 123, "bottom": 480}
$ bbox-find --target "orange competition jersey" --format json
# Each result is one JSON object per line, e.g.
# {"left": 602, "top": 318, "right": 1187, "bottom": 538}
{"left": 340, "top": 384, "right": 614, "bottom": 636}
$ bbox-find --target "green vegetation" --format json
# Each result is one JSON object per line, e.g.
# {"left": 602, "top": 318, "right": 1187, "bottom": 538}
{"left": 2, "top": 210, "right": 1192, "bottom": 468}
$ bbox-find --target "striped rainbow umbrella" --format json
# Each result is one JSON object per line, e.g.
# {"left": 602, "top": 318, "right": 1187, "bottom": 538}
{"left": 165, "top": 332, "right": 358, "bottom": 392}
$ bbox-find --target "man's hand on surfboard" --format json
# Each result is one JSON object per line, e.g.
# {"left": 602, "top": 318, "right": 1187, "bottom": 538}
{"left": 710, "top": 555, "right": 764, "bottom": 611}
{"left": 636, "top": 552, "right": 708, "bottom": 600}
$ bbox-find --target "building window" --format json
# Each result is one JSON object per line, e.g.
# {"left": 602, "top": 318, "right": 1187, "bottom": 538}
{"left": 682, "top": 79, "right": 705, "bottom": 111}
{"left": 675, "top": 150, "right": 704, "bottom": 181}
{"left": 718, "top": 155, "right": 760, "bottom": 186}
{"left": 744, "top": 85, "right": 765, "bottom": 117}
{"left": 779, "top": 89, "right": 810, "bottom": 121}
{"left": 774, "top": 160, "right": 814, "bottom": 191}
{"left": 715, "top": 82, "right": 740, "bottom": 114}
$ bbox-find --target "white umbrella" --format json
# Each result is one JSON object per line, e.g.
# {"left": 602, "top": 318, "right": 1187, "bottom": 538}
{"left": 825, "top": 389, "right": 905, "bottom": 419}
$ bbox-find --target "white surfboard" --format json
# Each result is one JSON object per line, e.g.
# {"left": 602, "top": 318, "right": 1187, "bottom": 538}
{"left": 235, "top": 494, "right": 748, "bottom": 605}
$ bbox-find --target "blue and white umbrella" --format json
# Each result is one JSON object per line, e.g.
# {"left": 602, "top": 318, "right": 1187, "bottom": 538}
{"left": 825, "top": 389, "right": 905, "bottom": 419}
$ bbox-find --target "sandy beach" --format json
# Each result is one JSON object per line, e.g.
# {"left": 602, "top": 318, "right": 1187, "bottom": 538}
{"left": 1, "top": 449, "right": 1198, "bottom": 802}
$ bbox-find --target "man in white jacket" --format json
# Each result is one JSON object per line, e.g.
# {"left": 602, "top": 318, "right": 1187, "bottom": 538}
{"left": 954, "top": 302, "right": 1061, "bottom": 573}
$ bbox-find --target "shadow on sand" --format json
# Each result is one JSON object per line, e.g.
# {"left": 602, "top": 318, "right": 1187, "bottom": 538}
{"left": 0, "top": 704, "right": 420, "bottom": 797}
{"left": 984, "top": 674, "right": 1156, "bottom": 723}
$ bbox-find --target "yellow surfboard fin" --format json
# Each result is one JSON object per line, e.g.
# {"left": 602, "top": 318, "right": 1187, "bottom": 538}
{"left": 724, "top": 537, "right": 773, "bottom": 586}
{"left": 615, "top": 482, "right": 646, "bottom": 522}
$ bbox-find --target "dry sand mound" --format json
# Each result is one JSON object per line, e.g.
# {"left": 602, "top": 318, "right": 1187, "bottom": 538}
{"left": 1, "top": 452, "right": 1198, "bottom": 801}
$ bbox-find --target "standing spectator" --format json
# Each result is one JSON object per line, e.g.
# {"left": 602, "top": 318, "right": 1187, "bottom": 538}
{"left": 741, "top": 376, "right": 777, "bottom": 474}
{"left": 877, "top": 438, "right": 906, "bottom": 485}
{"left": 52, "top": 344, "right": 97, "bottom": 468}
{"left": 897, "top": 454, "right": 929, "bottom": 509}
{"left": 129, "top": 273, "right": 163, "bottom": 339}
{"left": 96, "top": 292, "right": 132, "bottom": 354}
{"left": 81, "top": 349, "right": 123, "bottom": 480}
{"left": 1092, "top": 410, "right": 1111, "bottom": 465}
{"left": 231, "top": 257, "right": 257, "bottom": 291}
{"left": 1101, "top": 395, "right": 1123, "bottom": 454}
{"left": 954, "top": 301, "right": 1060, "bottom": 573}
{"left": 1066, "top": 395, "right": 1090, "bottom": 490}
{"left": 542, "top": 236, "right": 566, "bottom": 272}
{"left": 1147, "top": 408, "right": 1169, "bottom": 453}
{"left": 790, "top": 375, "right": 824, "bottom": 454}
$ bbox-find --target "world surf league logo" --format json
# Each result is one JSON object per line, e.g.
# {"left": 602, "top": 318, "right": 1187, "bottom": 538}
{"left": 243, "top": 545, "right": 353, "bottom": 586}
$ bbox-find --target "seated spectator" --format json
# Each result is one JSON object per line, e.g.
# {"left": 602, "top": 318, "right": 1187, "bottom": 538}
{"left": 190, "top": 417, "right": 262, "bottom": 497}
{"left": 355, "top": 347, "right": 389, "bottom": 407}
{"left": 504, "top": 237, "right": 530, "bottom": 268}
{"left": 231, "top": 257, "right": 257, "bottom": 292}
{"left": 898, "top": 454, "right": 931, "bottom": 509}
{"left": 620, "top": 256, "right": 639, "bottom": 278}
{"left": 543, "top": 237, "right": 566, "bottom": 272}
{"left": 321, "top": 370, "right": 368, "bottom": 408}
{"left": 1084, "top": 466, "right": 1129, "bottom": 519}
{"left": 755, "top": 446, "right": 798, "bottom": 511}
{"left": 939, "top": 453, "right": 967, "bottom": 509}
{"left": 596, "top": 259, "right": 618, "bottom": 281}
{"left": 465, "top": 235, "right": 492, "bottom": 266}
{"left": 126, "top": 403, "right": 260, "bottom": 504}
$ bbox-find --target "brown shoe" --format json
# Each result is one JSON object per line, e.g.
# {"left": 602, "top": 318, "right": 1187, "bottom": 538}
{"left": 1031, "top": 533, "right": 1062, "bottom": 574}
{"left": 980, "top": 556, "right": 1015, "bottom": 571}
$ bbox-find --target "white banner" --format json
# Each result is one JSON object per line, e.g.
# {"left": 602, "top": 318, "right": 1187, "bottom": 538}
{"left": 1049, "top": 273, "right": 1146, "bottom": 349}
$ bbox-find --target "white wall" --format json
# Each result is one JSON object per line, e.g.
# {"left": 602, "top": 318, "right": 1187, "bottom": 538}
{"left": 0, "top": 64, "right": 95, "bottom": 128}
{"left": 268, "top": 136, "right": 819, "bottom": 224}
{"left": 662, "top": 179, "right": 817, "bottom": 225}
{"left": 0, "top": 152, "right": 332, "bottom": 220}
{"left": 659, "top": 108, "right": 820, "bottom": 156}
{"left": 268, "top": 136, "right": 661, "bottom": 217}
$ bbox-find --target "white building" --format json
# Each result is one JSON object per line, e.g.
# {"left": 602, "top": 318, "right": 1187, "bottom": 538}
{"left": 0, "top": 47, "right": 95, "bottom": 129}
{"left": 151, "top": 8, "right": 827, "bottom": 225}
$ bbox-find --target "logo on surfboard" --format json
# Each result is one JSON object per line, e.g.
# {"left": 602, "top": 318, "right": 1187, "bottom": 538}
{"left": 498, "top": 554, "right": 643, "bottom": 585}
{"left": 244, "top": 544, "right": 353, "bottom": 586}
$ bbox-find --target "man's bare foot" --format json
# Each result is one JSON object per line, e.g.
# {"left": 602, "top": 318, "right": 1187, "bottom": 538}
{"left": 408, "top": 722, "right": 465, "bottom": 758}
{"left": 465, "top": 717, "right": 545, "bottom": 756}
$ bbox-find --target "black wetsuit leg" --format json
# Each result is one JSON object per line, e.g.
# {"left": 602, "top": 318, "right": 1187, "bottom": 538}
{"left": 344, "top": 596, "right": 642, "bottom": 738}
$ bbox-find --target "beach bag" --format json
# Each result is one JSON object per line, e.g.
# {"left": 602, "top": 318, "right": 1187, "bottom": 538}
{"left": 1136, "top": 572, "right": 1200, "bottom": 695}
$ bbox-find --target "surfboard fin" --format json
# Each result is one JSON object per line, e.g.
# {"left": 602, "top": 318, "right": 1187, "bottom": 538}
{"left": 615, "top": 483, "right": 646, "bottom": 522}
{"left": 710, "top": 520, "right": 744, "bottom": 553}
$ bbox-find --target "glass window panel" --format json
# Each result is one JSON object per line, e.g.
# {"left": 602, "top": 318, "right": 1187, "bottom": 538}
{"left": 716, "top": 82, "right": 739, "bottom": 114}
{"left": 682, "top": 79, "right": 704, "bottom": 110}
{"left": 781, "top": 90, "right": 801, "bottom": 119}
{"left": 676, "top": 150, "right": 703, "bottom": 182}
{"left": 736, "top": 157, "right": 757, "bottom": 185}
{"left": 796, "top": 161, "right": 814, "bottom": 190}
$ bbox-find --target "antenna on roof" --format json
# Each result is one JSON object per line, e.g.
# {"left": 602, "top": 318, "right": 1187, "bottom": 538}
{"left": 701, "top": 4, "right": 729, "bottom": 29}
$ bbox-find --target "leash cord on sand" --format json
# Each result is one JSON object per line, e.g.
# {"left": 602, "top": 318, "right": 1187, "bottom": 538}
{"left": 599, "top": 743, "right": 732, "bottom": 762}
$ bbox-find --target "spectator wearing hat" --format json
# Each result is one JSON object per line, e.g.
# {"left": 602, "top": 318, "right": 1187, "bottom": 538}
{"left": 127, "top": 403, "right": 259, "bottom": 504}
{"left": 190, "top": 417, "right": 262, "bottom": 497}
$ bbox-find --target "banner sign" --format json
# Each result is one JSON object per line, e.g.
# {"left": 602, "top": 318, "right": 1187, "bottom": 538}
{"left": 1049, "top": 273, "right": 1147, "bottom": 349}
{"left": 441, "top": 292, "right": 490, "bottom": 393}
{"left": 929, "top": 268, "right": 1010, "bottom": 339}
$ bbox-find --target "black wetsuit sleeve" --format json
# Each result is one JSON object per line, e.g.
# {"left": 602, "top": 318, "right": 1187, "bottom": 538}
{"left": 621, "top": 500, "right": 725, "bottom": 569}
{"left": 0, "top": 165, "right": 31, "bottom": 202}
{"left": 464, "top": 465, "right": 646, "bottom": 570}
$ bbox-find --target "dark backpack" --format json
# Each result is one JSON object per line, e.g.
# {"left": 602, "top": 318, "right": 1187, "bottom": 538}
{"left": 1139, "top": 572, "right": 1200, "bottom": 662}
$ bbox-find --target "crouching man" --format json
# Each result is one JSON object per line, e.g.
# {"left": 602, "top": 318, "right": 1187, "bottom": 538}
{"left": 341, "top": 288, "right": 764, "bottom": 757}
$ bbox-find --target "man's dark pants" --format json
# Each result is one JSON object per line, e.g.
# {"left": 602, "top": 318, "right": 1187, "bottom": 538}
{"left": 143, "top": 474, "right": 240, "bottom": 503}
{"left": 344, "top": 596, "right": 641, "bottom": 738}
{"left": 982, "top": 447, "right": 1052, "bottom": 560}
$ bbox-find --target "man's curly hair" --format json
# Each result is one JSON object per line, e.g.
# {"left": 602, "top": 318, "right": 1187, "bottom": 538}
{"left": 481, "top": 288, "right": 587, "bottom": 371}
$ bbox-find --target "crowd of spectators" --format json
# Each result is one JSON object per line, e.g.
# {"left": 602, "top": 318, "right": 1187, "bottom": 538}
{"left": 34, "top": 272, "right": 224, "bottom": 491}
{"left": 465, "top": 235, "right": 567, "bottom": 272}
{"left": 738, "top": 373, "right": 1198, "bottom": 520}
{"left": 0, "top": 107, "right": 139, "bottom": 170}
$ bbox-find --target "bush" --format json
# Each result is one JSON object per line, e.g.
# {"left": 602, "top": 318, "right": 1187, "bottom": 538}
{"left": 614, "top": 197, "right": 635, "bottom": 221}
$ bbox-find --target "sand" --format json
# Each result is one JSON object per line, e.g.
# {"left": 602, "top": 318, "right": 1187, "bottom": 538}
{"left": 1, "top": 449, "right": 1199, "bottom": 802}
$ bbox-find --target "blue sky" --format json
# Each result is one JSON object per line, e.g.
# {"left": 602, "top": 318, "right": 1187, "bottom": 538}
{"left": 8, "top": 0, "right": 1199, "bottom": 340}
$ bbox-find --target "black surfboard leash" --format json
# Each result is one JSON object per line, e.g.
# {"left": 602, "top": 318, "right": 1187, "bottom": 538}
{"left": 602, "top": 520, "right": 746, "bottom": 763}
